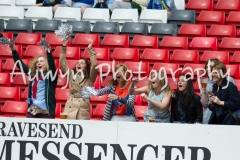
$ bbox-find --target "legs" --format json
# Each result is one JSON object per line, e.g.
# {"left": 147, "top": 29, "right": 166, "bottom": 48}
{"left": 73, "top": 2, "right": 93, "bottom": 15}
{"left": 109, "top": 1, "right": 131, "bottom": 12}
{"left": 53, "top": 4, "right": 68, "bottom": 13}
{"left": 27, "top": 113, "right": 55, "bottom": 119}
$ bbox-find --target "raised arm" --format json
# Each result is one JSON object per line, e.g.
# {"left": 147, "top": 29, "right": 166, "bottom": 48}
{"left": 88, "top": 41, "right": 98, "bottom": 83}
{"left": 96, "top": 85, "right": 113, "bottom": 96}
{"left": 59, "top": 41, "right": 69, "bottom": 74}
{"left": 128, "top": 78, "right": 149, "bottom": 95}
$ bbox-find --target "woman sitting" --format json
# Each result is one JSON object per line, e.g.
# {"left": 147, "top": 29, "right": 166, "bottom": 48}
{"left": 171, "top": 74, "right": 203, "bottom": 124}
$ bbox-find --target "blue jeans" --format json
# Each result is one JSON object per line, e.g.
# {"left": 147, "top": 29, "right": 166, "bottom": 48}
{"left": 73, "top": 2, "right": 93, "bottom": 7}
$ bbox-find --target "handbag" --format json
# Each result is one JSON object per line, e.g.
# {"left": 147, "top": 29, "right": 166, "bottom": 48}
{"left": 228, "top": 109, "right": 240, "bottom": 124}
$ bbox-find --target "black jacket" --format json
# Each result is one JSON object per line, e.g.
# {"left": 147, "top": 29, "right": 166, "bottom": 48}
{"left": 36, "top": 0, "right": 61, "bottom": 6}
{"left": 12, "top": 50, "right": 58, "bottom": 116}
{"left": 171, "top": 93, "right": 203, "bottom": 123}
{"left": 208, "top": 79, "right": 240, "bottom": 125}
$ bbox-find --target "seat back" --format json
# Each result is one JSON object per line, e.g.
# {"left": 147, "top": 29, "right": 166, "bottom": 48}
{"left": 34, "top": 19, "right": 61, "bottom": 35}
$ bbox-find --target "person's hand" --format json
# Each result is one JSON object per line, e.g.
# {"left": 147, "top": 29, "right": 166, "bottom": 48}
{"left": 140, "top": 93, "right": 149, "bottom": 101}
{"left": 108, "top": 94, "right": 119, "bottom": 101}
{"left": 9, "top": 42, "right": 16, "bottom": 51}
{"left": 131, "top": 77, "right": 138, "bottom": 85}
{"left": 88, "top": 40, "right": 93, "bottom": 49}
{"left": 211, "top": 96, "right": 222, "bottom": 106}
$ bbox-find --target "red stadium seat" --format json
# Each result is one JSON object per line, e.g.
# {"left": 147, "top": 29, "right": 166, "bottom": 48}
{"left": 72, "top": 33, "right": 100, "bottom": 48}
{"left": 168, "top": 77, "right": 177, "bottom": 91}
{"left": 152, "top": 62, "right": 180, "bottom": 78}
{"left": 125, "top": 61, "right": 149, "bottom": 77}
{"left": 82, "top": 47, "right": 109, "bottom": 61}
{"left": 226, "top": 64, "right": 240, "bottom": 79}
{"left": 0, "top": 32, "right": 13, "bottom": 40}
{"left": 230, "top": 51, "right": 240, "bottom": 63}
{"left": 90, "top": 95, "right": 108, "bottom": 105}
{"left": 93, "top": 75, "right": 101, "bottom": 89}
{"left": 226, "top": 11, "right": 240, "bottom": 25}
{"left": 131, "top": 35, "right": 158, "bottom": 49}
{"left": 219, "top": 37, "right": 240, "bottom": 51}
{"left": 15, "top": 33, "right": 42, "bottom": 48}
{"left": 182, "top": 63, "right": 205, "bottom": 76}
{"left": 207, "top": 25, "right": 236, "bottom": 38}
{"left": 55, "top": 88, "right": 69, "bottom": 102}
{"left": 0, "top": 101, "right": 28, "bottom": 117}
{"left": 23, "top": 45, "right": 46, "bottom": 59}
{"left": 193, "top": 81, "right": 201, "bottom": 91}
{"left": 135, "top": 95, "right": 142, "bottom": 105}
{"left": 57, "top": 74, "right": 68, "bottom": 88}
{"left": 45, "top": 33, "right": 71, "bottom": 49}
{"left": 55, "top": 103, "right": 62, "bottom": 118}
{"left": 53, "top": 46, "right": 80, "bottom": 60}
{"left": 214, "top": 0, "right": 240, "bottom": 12}
{"left": 178, "top": 24, "right": 206, "bottom": 38}
{"left": 65, "top": 59, "right": 78, "bottom": 70}
{"left": 2, "top": 58, "right": 28, "bottom": 72}
{"left": 91, "top": 104, "right": 106, "bottom": 120}
{"left": 186, "top": 0, "right": 213, "bottom": 12}
{"left": 11, "top": 74, "right": 29, "bottom": 87}
{"left": 134, "top": 105, "right": 147, "bottom": 121}
{"left": 0, "top": 73, "right": 10, "bottom": 86}
{"left": 235, "top": 79, "right": 240, "bottom": 91}
{"left": 101, "top": 76, "right": 112, "bottom": 87}
{"left": 197, "top": 11, "right": 225, "bottom": 25}
{"left": 111, "top": 48, "right": 139, "bottom": 62}
{"left": 136, "top": 78, "right": 149, "bottom": 88}
{"left": 200, "top": 51, "right": 229, "bottom": 64}
{"left": 0, "top": 87, "right": 20, "bottom": 101}
{"left": 21, "top": 87, "right": 28, "bottom": 100}
{"left": 0, "top": 45, "right": 22, "bottom": 59}
{"left": 160, "top": 36, "right": 188, "bottom": 50}
{"left": 170, "top": 50, "right": 199, "bottom": 64}
{"left": 140, "top": 49, "right": 169, "bottom": 63}
{"left": 189, "top": 37, "right": 218, "bottom": 51}
{"left": 97, "top": 60, "right": 118, "bottom": 74}
{"left": 102, "top": 34, "right": 129, "bottom": 48}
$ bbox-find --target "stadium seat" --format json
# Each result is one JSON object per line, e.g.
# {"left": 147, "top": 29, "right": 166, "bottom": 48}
{"left": 25, "top": 6, "right": 53, "bottom": 21}
{"left": 186, "top": 0, "right": 213, "bottom": 12}
{"left": 131, "top": 35, "right": 158, "bottom": 49}
{"left": 82, "top": 8, "right": 110, "bottom": 23}
{"left": 55, "top": 88, "right": 69, "bottom": 102}
{"left": 93, "top": 75, "right": 101, "bottom": 89}
{"left": 149, "top": 23, "right": 177, "bottom": 38}
{"left": 45, "top": 33, "right": 71, "bottom": 49}
{"left": 189, "top": 37, "right": 218, "bottom": 51}
{"left": 82, "top": 47, "right": 109, "bottom": 61}
{"left": 160, "top": 36, "right": 188, "bottom": 50}
{"left": 139, "top": 9, "right": 167, "bottom": 24}
{"left": 90, "top": 95, "right": 108, "bottom": 105}
{"left": 207, "top": 25, "right": 236, "bottom": 38}
{"left": 5, "top": 19, "right": 33, "bottom": 35}
{"left": 54, "top": 7, "right": 81, "bottom": 22}
{"left": 226, "top": 64, "right": 240, "bottom": 79}
{"left": 178, "top": 24, "right": 206, "bottom": 38}
{"left": 174, "top": 0, "right": 185, "bottom": 9}
{"left": 134, "top": 105, "right": 148, "bottom": 122}
{"left": 0, "top": 6, "right": 24, "bottom": 20}
{"left": 101, "top": 34, "right": 129, "bottom": 48}
{"left": 23, "top": 45, "right": 46, "bottom": 59}
{"left": 101, "top": 76, "right": 112, "bottom": 87}
{"left": 0, "top": 0, "right": 15, "bottom": 6}
{"left": 111, "top": 48, "right": 139, "bottom": 62}
{"left": 92, "top": 21, "right": 119, "bottom": 37}
{"left": 226, "top": 11, "right": 240, "bottom": 25}
{"left": 168, "top": 77, "right": 178, "bottom": 91}
{"left": 219, "top": 37, "right": 240, "bottom": 51}
{"left": 65, "top": 59, "right": 78, "bottom": 70}
{"left": 140, "top": 49, "right": 169, "bottom": 63}
{"left": 125, "top": 61, "right": 149, "bottom": 77}
{"left": 170, "top": 50, "right": 199, "bottom": 64}
{"left": 0, "top": 32, "right": 13, "bottom": 40}
{"left": 234, "top": 79, "right": 240, "bottom": 91}
{"left": 110, "top": 9, "right": 138, "bottom": 23}
{"left": 21, "top": 87, "right": 28, "bottom": 100}
{"left": 2, "top": 58, "right": 28, "bottom": 72}
{"left": 57, "top": 75, "right": 68, "bottom": 88}
{"left": 230, "top": 51, "right": 240, "bottom": 63}
{"left": 97, "top": 60, "right": 119, "bottom": 74}
{"left": 72, "top": 33, "right": 100, "bottom": 48}
{"left": 0, "top": 19, "right": 4, "bottom": 32}
{"left": 34, "top": 19, "right": 61, "bottom": 36}
{"left": 0, "top": 45, "right": 22, "bottom": 59}
{"left": 55, "top": 103, "right": 62, "bottom": 118}
{"left": 16, "top": 0, "right": 36, "bottom": 8}
{"left": 136, "top": 78, "right": 149, "bottom": 88}
{"left": 0, "top": 73, "right": 10, "bottom": 86}
{"left": 182, "top": 63, "right": 205, "bottom": 76}
{"left": 121, "top": 22, "right": 148, "bottom": 38}
{"left": 91, "top": 104, "right": 106, "bottom": 120}
{"left": 0, "top": 101, "right": 28, "bottom": 117}
{"left": 200, "top": 51, "right": 229, "bottom": 64}
{"left": 214, "top": 0, "right": 240, "bottom": 12}
{"left": 152, "top": 62, "right": 180, "bottom": 78}
{"left": 66, "top": 20, "right": 91, "bottom": 34}
{"left": 15, "top": 33, "right": 42, "bottom": 48}
{"left": 53, "top": 46, "right": 80, "bottom": 60}
{"left": 197, "top": 11, "right": 225, "bottom": 25}
{"left": 168, "top": 10, "right": 196, "bottom": 25}
{"left": 0, "top": 87, "right": 20, "bottom": 101}
{"left": 11, "top": 74, "right": 29, "bottom": 87}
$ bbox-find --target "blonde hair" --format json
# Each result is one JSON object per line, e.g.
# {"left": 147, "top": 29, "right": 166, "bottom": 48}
{"left": 29, "top": 55, "right": 49, "bottom": 77}
{"left": 108, "top": 63, "right": 129, "bottom": 86}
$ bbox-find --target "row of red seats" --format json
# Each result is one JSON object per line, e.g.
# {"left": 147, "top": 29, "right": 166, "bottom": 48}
{"left": 186, "top": 0, "right": 240, "bottom": 13}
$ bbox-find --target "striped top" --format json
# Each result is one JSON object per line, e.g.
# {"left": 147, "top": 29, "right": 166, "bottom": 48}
{"left": 96, "top": 84, "right": 138, "bottom": 121}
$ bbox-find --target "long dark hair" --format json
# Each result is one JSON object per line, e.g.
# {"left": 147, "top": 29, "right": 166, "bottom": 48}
{"left": 72, "top": 58, "right": 91, "bottom": 82}
{"left": 175, "top": 74, "right": 195, "bottom": 110}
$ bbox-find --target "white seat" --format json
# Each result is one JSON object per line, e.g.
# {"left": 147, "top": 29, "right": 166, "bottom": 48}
{"left": 25, "top": 6, "right": 53, "bottom": 21}
{"left": 82, "top": 8, "right": 109, "bottom": 23}
{"left": 110, "top": 9, "right": 138, "bottom": 23}
{"left": 174, "top": 0, "right": 185, "bottom": 10}
{"left": 139, "top": 9, "right": 167, "bottom": 24}
{"left": 54, "top": 7, "right": 81, "bottom": 22}
{"left": 16, "top": 0, "right": 36, "bottom": 8}
{"left": 0, "top": 0, "right": 15, "bottom": 6}
{"left": 0, "top": 6, "right": 24, "bottom": 20}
